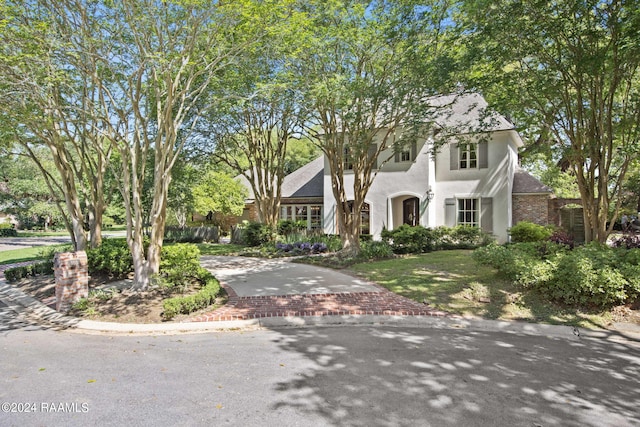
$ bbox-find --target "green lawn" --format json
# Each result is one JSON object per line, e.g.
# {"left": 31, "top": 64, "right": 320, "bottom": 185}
{"left": 0, "top": 244, "right": 71, "bottom": 265}
{"left": 349, "top": 249, "right": 613, "bottom": 329}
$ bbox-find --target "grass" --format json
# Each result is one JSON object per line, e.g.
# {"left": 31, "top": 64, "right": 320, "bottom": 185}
{"left": 348, "top": 249, "right": 614, "bottom": 329}
{"left": 195, "top": 243, "right": 246, "bottom": 256}
{"left": 0, "top": 244, "right": 71, "bottom": 265}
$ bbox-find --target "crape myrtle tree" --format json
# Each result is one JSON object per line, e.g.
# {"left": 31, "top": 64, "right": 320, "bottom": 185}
{"left": 297, "top": 0, "right": 458, "bottom": 255}
{"left": 0, "top": 0, "right": 112, "bottom": 249}
{"left": 202, "top": 0, "right": 309, "bottom": 230}
{"left": 87, "top": 0, "right": 264, "bottom": 289}
{"left": 460, "top": 0, "right": 640, "bottom": 243}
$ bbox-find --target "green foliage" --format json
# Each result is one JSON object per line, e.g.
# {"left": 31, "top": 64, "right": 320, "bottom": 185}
{"left": 382, "top": 225, "right": 434, "bottom": 254}
{"left": 509, "top": 221, "right": 554, "bottom": 243}
{"left": 242, "top": 222, "right": 274, "bottom": 247}
{"left": 474, "top": 242, "right": 640, "bottom": 308}
{"left": 159, "top": 243, "right": 202, "bottom": 288}
{"left": 4, "top": 261, "right": 53, "bottom": 282}
{"left": 162, "top": 275, "right": 221, "bottom": 321}
{"left": 192, "top": 171, "right": 248, "bottom": 218}
{"left": 358, "top": 241, "right": 394, "bottom": 260}
{"left": 0, "top": 223, "right": 17, "bottom": 236}
{"left": 277, "top": 219, "right": 307, "bottom": 236}
{"left": 382, "top": 225, "right": 494, "bottom": 254}
{"left": 86, "top": 239, "right": 133, "bottom": 277}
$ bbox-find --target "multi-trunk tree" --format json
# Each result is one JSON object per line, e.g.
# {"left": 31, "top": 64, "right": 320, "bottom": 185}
{"left": 297, "top": 0, "right": 457, "bottom": 255}
{"left": 460, "top": 0, "right": 640, "bottom": 243}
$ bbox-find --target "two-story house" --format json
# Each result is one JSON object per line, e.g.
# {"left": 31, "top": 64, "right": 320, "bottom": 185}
{"left": 251, "top": 93, "right": 552, "bottom": 243}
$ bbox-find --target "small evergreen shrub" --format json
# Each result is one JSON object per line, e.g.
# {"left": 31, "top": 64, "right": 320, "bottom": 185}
{"left": 545, "top": 244, "right": 628, "bottom": 307}
{"left": 381, "top": 224, "right": 434, "bottom": 254}
{"left": 160, "top": 243, "right": 202, "bottom": 288}
{"left": 86, "top": 238, "right": 133, "bottom": 277}
{"left": 474, "top": 242, "right": 639, "bottom": 308}
{"left": 0, "top": 223, "right": 17, "bottom": 237}
{"left": 243, "top": 222, "right": 273, "bottom": 246}
{"left": 162, "top": 274, "right": 221, "bottom": 320}
{"left": 4, "top": 261, "right": 54, "bottom": 282}
{"left": 509, "top": 221, "right": 554, "bottom": 243}
{"left": 359, "top": 240, "right": 394, "bottom": 260}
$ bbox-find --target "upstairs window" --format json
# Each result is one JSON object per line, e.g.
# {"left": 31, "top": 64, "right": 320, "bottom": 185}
{"left": 343, "top": 146, "right": 353, "bottom": 170}
{"left": 459, "top": 143, "right": 477, "bottom": 169}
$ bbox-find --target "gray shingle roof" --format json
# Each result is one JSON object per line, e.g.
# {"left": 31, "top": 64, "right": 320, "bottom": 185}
{"left": 281, "top": 156, "right": 324, "bottom": 199}
{"left": 512, "top": 168, "right": 553, "bottom": 194}
{"left": 429, "top": 93, "right": 515, "bottom": 134}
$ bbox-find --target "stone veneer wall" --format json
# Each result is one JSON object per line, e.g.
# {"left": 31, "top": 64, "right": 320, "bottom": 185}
{"left": 512, "top": 194, "right": 551, "bottom": 226}
{"left": 54, "top": 251, "right": 88, "bottom": 312}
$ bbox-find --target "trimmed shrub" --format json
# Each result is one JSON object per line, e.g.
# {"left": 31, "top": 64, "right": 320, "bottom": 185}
{"left": 509, "top": 221, "right": 554, "bottom": 243}
{"left": 0, "top": 222, "right": 17, "bottom": 237}
{"left": 382, "top": 224, "right": 434, "bottom": 254}
{"left": 162, "top": 274, "right": 221, "bottom": 320}
{"left": 164, "top": 226, "right": 219, "bottom": 243}
{"left": 86, "top": 238, "right": 133, "bottom": 277}
{"left": 4, "top": 261, "right": 54, "bottom": 282}
{"left": 243, "top": 222, "right": 273, "bottom": 247}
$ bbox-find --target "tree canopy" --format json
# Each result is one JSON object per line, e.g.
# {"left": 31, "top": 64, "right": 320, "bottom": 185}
{"left": 460, "top": 0, "right": 640, "bottom": 242}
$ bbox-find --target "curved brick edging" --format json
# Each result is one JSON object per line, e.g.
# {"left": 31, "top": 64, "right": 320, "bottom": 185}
{"left": 188, "top": 282, "right": 449, "bottom": 322}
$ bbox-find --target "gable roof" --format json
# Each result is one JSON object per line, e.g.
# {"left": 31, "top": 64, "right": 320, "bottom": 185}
{"left": 512, "top": 168, "right": 553, "bottom": 195}
{"left": 429, "top": 93, "right": 516, "bottom": 135}
{"left": 281, "top": 156, "right": 324, "bottom": 199}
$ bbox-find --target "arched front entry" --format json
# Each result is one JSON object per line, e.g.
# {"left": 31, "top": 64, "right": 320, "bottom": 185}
{"left": 403, "top": 197, "right": 419, "bottom": 226}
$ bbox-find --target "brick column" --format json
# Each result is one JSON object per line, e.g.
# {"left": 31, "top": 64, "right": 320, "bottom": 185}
{"left": 54, "top": 251, "right": 89, "bottom": 312}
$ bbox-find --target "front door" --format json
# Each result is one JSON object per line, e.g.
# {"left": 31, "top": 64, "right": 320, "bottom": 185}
{"left": 403, "top": 197, "right": 419, "bottom": 226}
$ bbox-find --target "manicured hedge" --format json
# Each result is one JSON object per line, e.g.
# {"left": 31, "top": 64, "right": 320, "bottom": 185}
{"left": 4, "top": 261, "right": 54, "bottom": 282}
{"left": 162, "top": 274, "right": 221, "bottom": 320}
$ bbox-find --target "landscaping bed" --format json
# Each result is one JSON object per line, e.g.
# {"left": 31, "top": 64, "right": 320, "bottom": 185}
{"left": 8, "top": 273, "right": 227, "bottom": 324}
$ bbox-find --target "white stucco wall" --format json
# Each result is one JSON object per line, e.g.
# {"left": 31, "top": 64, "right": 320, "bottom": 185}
{"left": 432, "top": 130, "right": 521, "bottom": 242}
{"left": 322, "top": 129, "right": 522, "bottom": 243}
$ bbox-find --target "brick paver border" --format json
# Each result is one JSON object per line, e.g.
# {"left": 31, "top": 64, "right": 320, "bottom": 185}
{"left": 188, "top": 282, "right": 448, "bottom": 322}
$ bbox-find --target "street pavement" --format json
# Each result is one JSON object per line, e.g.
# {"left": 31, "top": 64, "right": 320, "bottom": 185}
{"left": 0, "top": 324, "right": 638, "bottom": 426}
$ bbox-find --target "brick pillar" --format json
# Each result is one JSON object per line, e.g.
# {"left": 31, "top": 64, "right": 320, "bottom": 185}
{"left": 54, "top": 251, "right": 89, "bottom": 312}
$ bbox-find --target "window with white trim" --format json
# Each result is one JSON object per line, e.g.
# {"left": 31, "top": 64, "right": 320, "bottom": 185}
{"left": 459, "top": 143, "right": 478, "bottom": 169}
{"left": 457, "top": 198, "right": 478, "bottom": 227}
{"left": 280, "top": 204, "right": 323, "bottom": 230}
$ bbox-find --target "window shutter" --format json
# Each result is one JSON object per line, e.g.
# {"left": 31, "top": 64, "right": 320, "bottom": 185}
{"left": 445, "top": 198, "right": 456, "bottom": 227}
{"left": 394, "top": 151, "right": 400, "bottom": 163}
{"left": 410, "top": 141, "right": 417, "bottom": 161}
{"left": 450, "top": 143, "right": 459, "bottom": 170}
{"left": 481, "top": 197, "right": 493, "bottom": 233}
{"left": 368, "top": 143, "right": 378, "bottom": 169}
{"left": 479, "top": 141, "right": 488, "bottom": 169}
